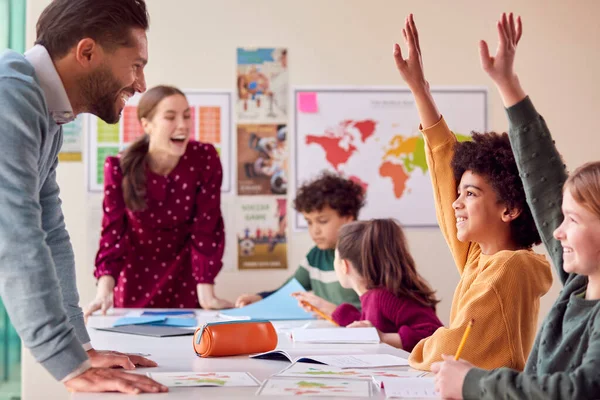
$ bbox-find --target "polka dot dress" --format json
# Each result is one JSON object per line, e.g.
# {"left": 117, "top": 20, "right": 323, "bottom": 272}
{"left": 94, "top": 141, "right": 224, "bottom": 308}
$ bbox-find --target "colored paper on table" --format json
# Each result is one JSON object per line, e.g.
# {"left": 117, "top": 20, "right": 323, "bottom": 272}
{"left": 297, "top": 92, "right": 318, "bottom": 113}
{"left": 256, "top": 377, "right": 370, "bottom": 397}
{"left": 276, "top": 363, "right": 425, "bottom": 381}
{"left": 292, "top": 327, "right": 380, "bottom": 344}
{"left": 114, "top": 317, "right": 197, "bottom": 328}
{"left": 142, "top": 310, "right": 196, "bottom": 317}
{"left": 146, "top": 372, "right": 260, "bottom": 388}
{"left": 113, "top": 316, "right": 166, "bottom": 327}
{"left": 219, "top": 279, "right": 315, "bottom": 321}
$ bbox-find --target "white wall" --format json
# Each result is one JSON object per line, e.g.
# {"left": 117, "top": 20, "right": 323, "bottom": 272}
{"left": 21, "top": 0, "right": 600, "bottom": 399}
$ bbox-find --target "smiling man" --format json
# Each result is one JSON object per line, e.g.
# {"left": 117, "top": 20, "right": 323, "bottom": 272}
{"left": 0, "top": 0, "right": 168, "bottom": 394}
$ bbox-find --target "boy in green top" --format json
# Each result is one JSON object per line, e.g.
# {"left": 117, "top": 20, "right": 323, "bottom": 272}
{"left": 432, "top": 13, "right": 600, "bottom": 399}
{"left": 235, "top": 172, "right": 365, "bottom": 313}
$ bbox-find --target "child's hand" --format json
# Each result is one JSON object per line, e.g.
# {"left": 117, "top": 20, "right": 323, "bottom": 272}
{"left": 479, "top": 12, "right": 522, "bottom": 87}
{"left": 347, "top": 320, "right": 374, "bottom": 329}
{"left": 235, "top": 294, "right": 262, "bottom": 308}
{"left": 431, "top": 354, "right": 474, "bottom": 400}
{"left": 291, "top": 292, "right": 336, "bottom": 316}
{"left": 393, "top": 14, "right": 428, "bottom": 93}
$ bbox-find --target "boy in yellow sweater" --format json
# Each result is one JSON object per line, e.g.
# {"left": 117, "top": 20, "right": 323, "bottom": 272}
{"left": 393, "top": 15, "right": 552, "bottom": 372}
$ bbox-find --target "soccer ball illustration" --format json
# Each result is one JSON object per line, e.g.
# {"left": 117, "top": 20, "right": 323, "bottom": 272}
{"left": 239, "top": 239, "right": 255, "bottom": 256}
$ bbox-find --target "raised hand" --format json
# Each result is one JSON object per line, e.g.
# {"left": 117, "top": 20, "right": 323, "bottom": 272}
{"left": 480, "top": 12, "right": 522, "bottom": 85}
{"left": 480, "top": 12, "right": 527, "bottom": 107}
{"left": 393, "top": 14, "right": 428, "bottom": 93}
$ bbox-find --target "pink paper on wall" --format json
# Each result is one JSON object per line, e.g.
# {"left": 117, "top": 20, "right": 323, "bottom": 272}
{"left": 298, "top": 92, "right": 318, "bottom": 113}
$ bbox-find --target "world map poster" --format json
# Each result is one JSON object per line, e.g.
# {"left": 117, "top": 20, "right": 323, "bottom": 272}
{"left": 293, "top": 88, "right": 487, "bottom": 229}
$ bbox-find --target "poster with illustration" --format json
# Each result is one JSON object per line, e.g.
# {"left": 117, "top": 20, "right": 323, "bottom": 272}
{"left": 59, "top": 115, "right": 85, "bottom": 161}
{"left": 236, "top": 197, "right": 287, "bottom": 270}
{"left": 146, "top": 372, "right": 259, "bottom": 387}
{"left": 237, "top": 47, "right": 288, "bottom": 123}
{"left": 256, "top": 378, "right": 370, "bottom": 397}
{"left": 237, "top": 124, "right": 287, "bottom": 195}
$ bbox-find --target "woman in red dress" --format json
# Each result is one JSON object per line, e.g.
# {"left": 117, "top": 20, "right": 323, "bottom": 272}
{"left": 85, "top": 85, "right": 232, "bottom": 316}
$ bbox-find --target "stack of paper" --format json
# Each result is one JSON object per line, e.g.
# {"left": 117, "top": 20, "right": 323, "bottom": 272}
{"left": 291, "top": 327, "right": 380, "bottom": 344}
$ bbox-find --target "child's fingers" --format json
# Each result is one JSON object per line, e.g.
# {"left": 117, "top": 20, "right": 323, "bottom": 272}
{"left": 515, "top": 16, "right": 523, "bottom": 44}
{"left": 409, "top": 14, "right": 421, "bottom": 53}
{"left": 478, "top": 40, "right": 492, "bottom": 70}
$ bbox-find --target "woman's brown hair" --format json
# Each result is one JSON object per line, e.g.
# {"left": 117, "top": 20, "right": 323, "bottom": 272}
{"left": 565, "top": 161, "right": 600, "bottom": 219}
{"left": 120, "top": 85, "right": 186, "bottom": 211}
{"left": 337, "top": 219, "right": 439, "bottom": 309}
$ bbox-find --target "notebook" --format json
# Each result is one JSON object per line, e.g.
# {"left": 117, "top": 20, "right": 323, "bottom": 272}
{"left": 94, "top": 325, "right": 195, "bottom": 337}
{"left": 291, "top": 327, "right": 380, "bottom": 344}
{"left": 251, "top": 349, "right": 409, "bottom": 369}
{"left": 113, "top": 316, "right": 197, "bottom": 328}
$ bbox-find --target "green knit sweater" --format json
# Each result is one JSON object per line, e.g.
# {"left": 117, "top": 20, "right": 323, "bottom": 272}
{"left": 463, "top": 97, "right": 600, "bottom": 399}
{"left": 259, "top": 246, "right": 361, "bottom": 309}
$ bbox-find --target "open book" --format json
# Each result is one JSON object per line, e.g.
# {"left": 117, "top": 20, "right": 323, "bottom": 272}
{"left": 251, "top": 349, "right": 409, "bottom": 369}
{"left": 291, "top": 327, "right": 380, "bottom": 344}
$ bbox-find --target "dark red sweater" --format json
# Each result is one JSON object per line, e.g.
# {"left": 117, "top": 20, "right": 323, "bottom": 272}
{"left": 332, "top": 288, "right": 443, "bottom": 352}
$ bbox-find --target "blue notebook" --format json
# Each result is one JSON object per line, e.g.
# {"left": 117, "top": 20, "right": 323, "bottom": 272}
{"left": 219, "top": 279, "right": 316, "bottom": 321}
{"left": 114, "top": 316, "right": 197, "bottom": 328}
{"left": 141, "top": 310, "right": 196, "bottom": 317}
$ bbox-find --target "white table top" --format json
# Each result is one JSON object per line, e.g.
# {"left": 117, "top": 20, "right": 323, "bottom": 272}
{"left": 73, "top": 310, "right": 419, "bottom": 399}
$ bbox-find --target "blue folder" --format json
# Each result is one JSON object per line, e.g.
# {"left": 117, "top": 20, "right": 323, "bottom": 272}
{"left": 219, "top": 279, "right": 316, "bottom": 321}
{"left": 113, "top": 316, "right": 197, "bottom": 328}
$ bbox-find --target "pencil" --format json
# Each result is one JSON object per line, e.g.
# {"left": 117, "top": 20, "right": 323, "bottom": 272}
{"left": 300, "top": 300, "right": 339, "bottom": 326}
{"left": 454, "top": 318, "right": 475, "bottom": 360}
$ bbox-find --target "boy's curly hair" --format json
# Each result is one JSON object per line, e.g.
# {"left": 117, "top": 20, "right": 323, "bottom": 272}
{"left": 451, "top": 132, "right": 541, "bottom": 248}
{"left": 294, "top": 171, "right": 365, "bottom": 219}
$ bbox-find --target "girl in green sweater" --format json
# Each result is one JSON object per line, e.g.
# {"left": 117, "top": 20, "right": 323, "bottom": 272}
{"left": 431, "top": 13, "right": 600, "bottom": 399}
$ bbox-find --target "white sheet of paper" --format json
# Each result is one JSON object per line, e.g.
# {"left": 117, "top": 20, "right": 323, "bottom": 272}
{"left": 292, "top": 327, "right": 380, "bottom": 344}
{"left": 146, "top": 372, "right": 259, "bottom": 387}
{"left": 383, "top": 377, "right": 440, "bottom": 398}
{"left": 257, "top": 377, "right": 371, "bottom": 397}
{"left": 298, "top": 354, "right": 410, "bottom": 369}
{"left": 277, "top": 363, "right": 424, "bottom": 381}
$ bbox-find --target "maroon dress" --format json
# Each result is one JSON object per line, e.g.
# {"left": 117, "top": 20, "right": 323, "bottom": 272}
{"left": 94, "top": 141, "right": 224, "bottom": 308}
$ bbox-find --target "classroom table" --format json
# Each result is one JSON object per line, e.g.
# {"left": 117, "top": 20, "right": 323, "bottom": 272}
{"left": 73, "top": 310, "right": 424, "bottom": 399}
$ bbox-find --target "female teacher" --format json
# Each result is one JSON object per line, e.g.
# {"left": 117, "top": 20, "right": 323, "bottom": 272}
{"left": 85, "top": 85, "right": 232, "bottom": 316}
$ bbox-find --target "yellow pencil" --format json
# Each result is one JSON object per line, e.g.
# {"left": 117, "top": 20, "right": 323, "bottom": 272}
{"left": 455, "top": 319, "right": 475, "bottom": 360}
{"left": 300, "top": 300, "right": 339, "bottom": 326}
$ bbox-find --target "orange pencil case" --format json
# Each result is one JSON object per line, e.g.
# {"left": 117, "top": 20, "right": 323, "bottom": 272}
{"left": 193, "top": 320, "right": 277, "bottom": 357}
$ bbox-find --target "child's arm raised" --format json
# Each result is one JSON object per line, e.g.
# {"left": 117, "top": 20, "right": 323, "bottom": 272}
{"left": 394, "top": 15, "right": 473, "bottom": 271}
{"left": 481, "top": 13, "right": 567, "bottom": 283}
